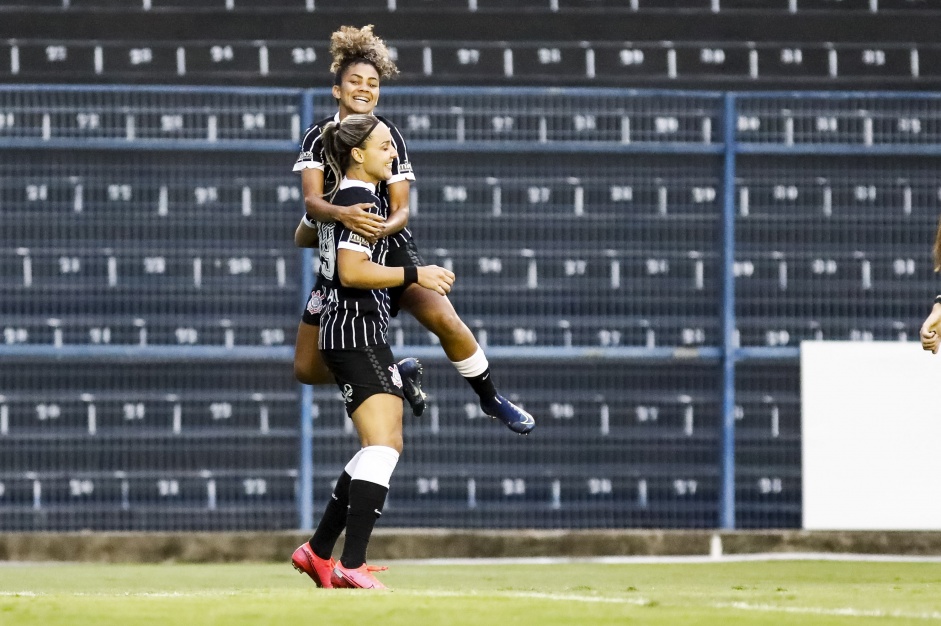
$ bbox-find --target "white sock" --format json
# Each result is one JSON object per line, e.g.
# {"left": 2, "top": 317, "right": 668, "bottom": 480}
{"left": 344, "top": 448, "right": 367, "bottom": 476}
{"left": 351, "top": 446, "right": 400, "bottom": 488}
{"left": 451, "top": 346, "right": 489, "bottom": 378}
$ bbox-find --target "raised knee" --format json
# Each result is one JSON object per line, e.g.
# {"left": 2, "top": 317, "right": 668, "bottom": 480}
{"left": 427, "top": 309, "right": 464, "bottom": 337}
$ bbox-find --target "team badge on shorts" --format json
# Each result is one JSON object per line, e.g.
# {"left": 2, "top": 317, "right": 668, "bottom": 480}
{"left": 389, "top": 364, "right": 403, "bottom": 389}
{"left": 306, "top": 289, "right": 324, "bottom": 315}
{"left": 342, "top": 384, "right": 354, "bottom": 404}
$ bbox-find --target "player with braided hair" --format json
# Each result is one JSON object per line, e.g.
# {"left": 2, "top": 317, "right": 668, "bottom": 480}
{"left": 291, "top": 24, "right": 535, "bottom": 435}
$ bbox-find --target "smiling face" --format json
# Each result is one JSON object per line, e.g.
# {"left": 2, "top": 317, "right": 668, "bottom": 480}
{"left": 351, "top": 122, "right": 397, "bottom": 184}
{"left": 333, "top": 62, "right": 380, "bottom": 119}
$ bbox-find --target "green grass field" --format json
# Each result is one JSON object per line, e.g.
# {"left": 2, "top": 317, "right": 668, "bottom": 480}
{"left": 1, "top": 559, "right": 939, "bottom": 625}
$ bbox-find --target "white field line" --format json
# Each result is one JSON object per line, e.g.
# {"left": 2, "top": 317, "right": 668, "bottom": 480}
{"left": 717, "top": 601, "right": 941, "bottom": 621}
{"left": 4, "top": 553, "right": 941, "bottom": 568}
{"left": 0, "top": 589, "right": 648, "bottom": 605}
{"left": 399, "top": 589, "right": 651, "bottom": 605}
{"left": 0, "top": 591, "right": 241, "bottom": 598}
{"left": 397, "top": 553, "right": 941, "bottom": 565}
{"left": 3, "top": 589, "right": 940, "bottom": 620}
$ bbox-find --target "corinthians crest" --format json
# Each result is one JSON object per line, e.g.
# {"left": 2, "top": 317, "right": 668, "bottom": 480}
{"left": 388, "top": 364, "right": 403, "bottom": 388}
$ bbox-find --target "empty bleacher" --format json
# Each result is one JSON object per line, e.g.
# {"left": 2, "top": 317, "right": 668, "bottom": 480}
{"left": 306, "top": 359, "right": 727, "bottom": 528}
{"left": 4, "top": 85, "right": 936, "bottom": 530}
{"left": 0, "top": 0, "right": 935, "bottom": 13}
{"left": 2, "top": 0, "right": 939, "bottom": 533}
{"left": 0, "top": 360, "right": 299, "bottom": 530}
{"left": 2, "top": 0, "right": 940, "bottom": 88}
{"left": 2, "top": 39, "right": 937, "bottom": 86}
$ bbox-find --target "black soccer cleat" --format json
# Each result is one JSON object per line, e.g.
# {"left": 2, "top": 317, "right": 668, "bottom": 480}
{"left": 397, "top": 357, "right": 427, "bottom": 417}
{"left": 480, "top": 395, "right": 535, "bottom": 435}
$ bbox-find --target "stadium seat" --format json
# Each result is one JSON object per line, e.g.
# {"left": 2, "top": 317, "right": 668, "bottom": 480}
{"left": 639, "top": 0, "right": 715, "bottom": 9}
{"left": 876, "top": 0, "right": 936, "bottom": 10}
{"left": 42, "top": 475, "right": 125, "bottom": 507}
{"left": 834, "top": 44, "right": 915, "bottom": 79}
{"left": 719, "top": 0, "right": 790, "bottom": 9}
{"left": 302, "top": 0, "right": 387, "bottom": 9}
{"left": 752, "top": 44, "right": 831, "bottom": 80}
{"left": 431, "top": 43, "right": 508, "bottom": 81}
{"left": 590, "top": 43, "right": 673, "bottom": 81}
{"left": 510, "top": 43, "right": 589, "bottom": 80}
{"left": 175, "top": 42, "right": 261, "bottom": 79}
{"left": 126, "top": 476, "right": 211, "bottom": 506}
{"left": 0, "top": 476, "right": 36, "bottom": 507}
{"left": 795, "top": 0, "right": 871, "bottom": 10}
{"left": 228, "top": 0, "right": 313, "bottom": 10}
{"left": 260, "top": 41, "right": 331, "bottom": 80}
{"left": 674, "top": 44, "right": 753, "bottom": 80}
{"left": 0, "top": 0, "right": 60, "bottom": 7}
{"left": 97, "top": 42, "right": 182, "bottom": 79}
{"left": 214, "top": 474, "right": 296, "bottom": 506}
{"left": 911, "top": 46, "right": 941, "bottom": 79}
{"left": 66, "top": 0, "right": 145, "bottom": 8}
{"left": 10, "top": 42, "right": 97, "bottom": 78}
{"left": 555, "top": 0, "right": 641, "bottom": 9}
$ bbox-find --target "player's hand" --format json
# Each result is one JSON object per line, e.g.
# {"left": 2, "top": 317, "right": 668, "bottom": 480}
{"left": 417, "top": 265, "right": 455, "bottom": 296}
{"left": 339, "top": 203, "right": 385, "bottom": 244}
{"left": 920, "top": 303, "right": 941, "bottom": 354}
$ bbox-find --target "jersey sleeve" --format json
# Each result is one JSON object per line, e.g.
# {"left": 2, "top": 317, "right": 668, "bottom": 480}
{"left": 384, "top": 118, "right": 416, "bottom": 185}
{"left": 293, "top": 123, "right": 326, "bottom": 173}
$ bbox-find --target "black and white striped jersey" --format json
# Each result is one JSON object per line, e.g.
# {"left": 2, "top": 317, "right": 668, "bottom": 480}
{"left": 318, "top": 179, "right": 393, "bottom": 350}
{"left": 293, "top": 112, "right": 415, "bottom": 256}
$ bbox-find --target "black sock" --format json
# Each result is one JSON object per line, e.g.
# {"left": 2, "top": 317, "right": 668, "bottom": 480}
{"left": 339, "top": 479, "right": 389, "bottom": 569}
{"left": 308, "top": 471, "right": 352, "bottom": 560}
{"left": 466, "top": 368, "right": 497, "bottom": 401}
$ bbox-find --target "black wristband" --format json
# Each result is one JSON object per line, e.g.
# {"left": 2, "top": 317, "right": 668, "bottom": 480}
{"left": 403, "top": 266, "right": 419, "bottom": 285}
{"left": 935, "top": 294, "right": 941, "bottom": 305}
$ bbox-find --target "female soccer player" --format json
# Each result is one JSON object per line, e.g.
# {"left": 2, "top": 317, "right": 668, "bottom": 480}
{"left": 292, "top": 24, "right": 535, "bottom": 435}
{"left": 294, "top": 114, "right": 454, "bottom": 590}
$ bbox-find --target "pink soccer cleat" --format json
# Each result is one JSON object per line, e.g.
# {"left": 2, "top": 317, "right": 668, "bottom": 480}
{"left": 330, "top": 562, "right": 389, "bottom": 590}
{"left": 291, "top": 543, "right": 336, "bottom": 588}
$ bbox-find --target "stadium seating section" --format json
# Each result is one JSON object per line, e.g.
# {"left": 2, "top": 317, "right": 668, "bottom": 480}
{"left": 1, "top": 0, "right": 940, "bottom": 87}
{"left": 0, "top": 40, "right": 939, "bottom": 87}
{"left": 0, "top": 2, "right": 935, "bottom": 531}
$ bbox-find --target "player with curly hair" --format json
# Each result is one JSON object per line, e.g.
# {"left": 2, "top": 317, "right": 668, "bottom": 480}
{"left": 290, "top": 24, "right": 535, "bottom": 435}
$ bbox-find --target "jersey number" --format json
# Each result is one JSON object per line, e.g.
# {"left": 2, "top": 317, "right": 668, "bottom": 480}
{"left": 319, "top": 223, "right": 336, "bottom": 281}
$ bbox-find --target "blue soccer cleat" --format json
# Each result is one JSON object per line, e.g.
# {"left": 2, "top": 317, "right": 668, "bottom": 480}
{"left": 481, "top": 395, "right": 535, "bottom": 435}
{"left": 397, "top": 357, "right": 427, "bottom": 417}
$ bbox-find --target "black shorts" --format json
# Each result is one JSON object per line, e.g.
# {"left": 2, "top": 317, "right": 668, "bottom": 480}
{"left": 321, "top": 344, "right": 405, "bottom": 417}
{"left": 301, "top": 276, "right": 327, "bottom": 326}
{"left": 385, "top": 238, "right": 426, "bottom": 318}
